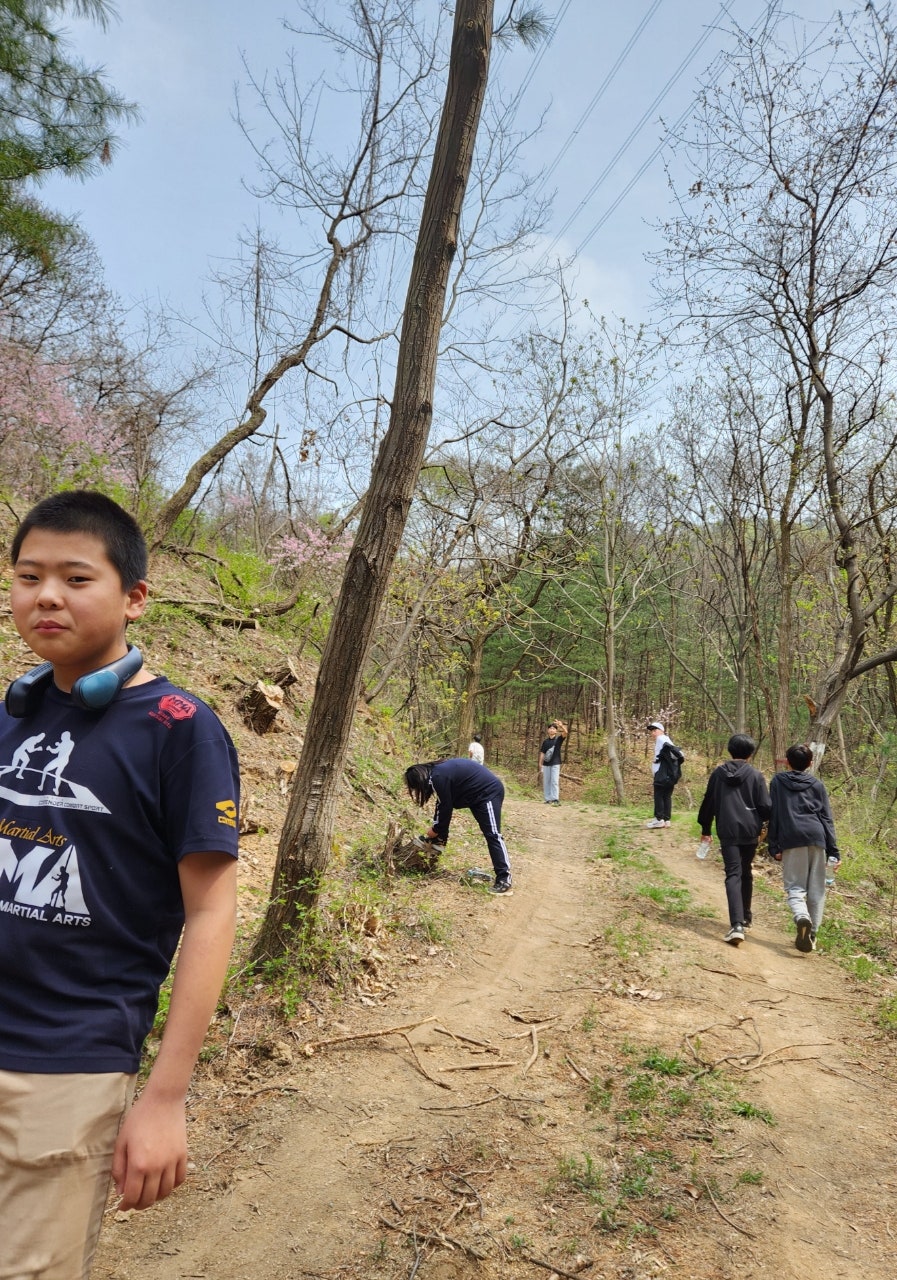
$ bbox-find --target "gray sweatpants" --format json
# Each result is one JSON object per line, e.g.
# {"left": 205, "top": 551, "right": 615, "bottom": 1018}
{"left": 780, "top": 844, "right": 828, "bottom": 930}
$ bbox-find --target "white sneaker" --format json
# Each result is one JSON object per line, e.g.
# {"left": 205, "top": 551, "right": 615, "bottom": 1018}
{"left": 724, "top": 924, "right": 745, "bottom": 946}
{"left": 645, "top": 818, "right": 665, "bottom": 829}
{"left": 663, "top": 820, "right": 671, "bottom": 827}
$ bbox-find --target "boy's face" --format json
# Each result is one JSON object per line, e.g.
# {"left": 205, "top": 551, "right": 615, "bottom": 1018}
{"left": 10, "top": 529, "right": 147, "bottom": 689}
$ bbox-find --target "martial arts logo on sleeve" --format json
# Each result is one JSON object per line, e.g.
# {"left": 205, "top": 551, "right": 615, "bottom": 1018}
{"left": 150, "top": 694, "right": 198, "bottom": 727}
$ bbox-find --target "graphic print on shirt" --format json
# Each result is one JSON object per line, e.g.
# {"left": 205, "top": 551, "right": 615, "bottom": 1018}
{"left": 0, "top": 728, "right": 108, "bottom": 812}
{"left": 0, "top": 727, "right": 107, "bottom": 927}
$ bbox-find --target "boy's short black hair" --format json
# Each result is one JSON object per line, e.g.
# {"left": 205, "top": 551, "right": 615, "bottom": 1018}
{"left": 10, "top": 490, "right": 148, "bottom": 589}
{"left": 727, "top": 733, "right": 756, "bottom": 760}
{"left": 785, "top": 742, "right": 813, "bottom": 771}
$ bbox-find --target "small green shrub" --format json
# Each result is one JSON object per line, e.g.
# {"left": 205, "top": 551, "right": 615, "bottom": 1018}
{"left": 731, "top": 1099, "right": 775, "bottom": 1125}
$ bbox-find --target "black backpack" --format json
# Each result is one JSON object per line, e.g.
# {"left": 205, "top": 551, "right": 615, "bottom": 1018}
{"left": 659, "top": 743, "right": 684, "bottom": 786}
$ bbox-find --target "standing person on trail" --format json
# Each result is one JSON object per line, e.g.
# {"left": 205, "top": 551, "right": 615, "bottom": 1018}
{"left": 467, "top": 733, "right": 485, "bottom": 764}
{"left": 767, "top": 742, "right": 840, "bottom": 953}
{"left": 405, "top": 758, "right": 512, "bottom": 894}
{"left": 696, "top": 733, "right": 771, "bottom": 946}
{"left": 538, "top": 719, "right": 567, "bottom": 805}
{"left": 646, "top": 721, "right": 684, "bottom": 828}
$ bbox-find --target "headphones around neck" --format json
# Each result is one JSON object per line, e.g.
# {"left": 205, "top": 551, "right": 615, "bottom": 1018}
{"left": 5, "top": 645, "right": 144, "bottom": 718}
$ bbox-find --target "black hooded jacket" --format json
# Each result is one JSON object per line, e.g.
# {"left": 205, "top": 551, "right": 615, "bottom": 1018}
{"left": 767, "top": 769, "right": 839, "bottom": 859}
{"left": 697, "top": 759, "right": 771, "bottom": 844}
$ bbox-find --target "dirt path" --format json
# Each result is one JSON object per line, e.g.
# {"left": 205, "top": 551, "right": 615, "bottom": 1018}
{"left": 95, "top": 799, "right": 897, "bottom": 1280}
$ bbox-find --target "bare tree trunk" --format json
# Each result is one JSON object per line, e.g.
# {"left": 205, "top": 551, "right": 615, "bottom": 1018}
{"left": 456, "top": 631, "right": 485, "bottom": 755}
{"left": 251, "top": 0, "right": 494, "bottom": 965}
{"left": 604, "top": 618, "right": 626, "bottom": 804}
{"left": 363, "top": 520, "right": 471, "bottom": 704}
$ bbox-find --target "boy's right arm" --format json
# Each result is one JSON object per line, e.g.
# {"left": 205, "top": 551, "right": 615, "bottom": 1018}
{"left": 112, "top": 851, "right": 237, "bottom": 1211}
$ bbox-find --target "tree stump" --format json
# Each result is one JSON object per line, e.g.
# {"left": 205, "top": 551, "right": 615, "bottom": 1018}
{"left": 380, "top": 820, "right": 441, "bottom": 874}
{"left": 238, "top": 680, "right": 284, "bottom": 733}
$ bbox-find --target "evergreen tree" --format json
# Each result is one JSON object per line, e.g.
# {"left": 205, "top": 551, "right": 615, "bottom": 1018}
{"left": 0, "top": 0, "right": 135, "bottom": 263}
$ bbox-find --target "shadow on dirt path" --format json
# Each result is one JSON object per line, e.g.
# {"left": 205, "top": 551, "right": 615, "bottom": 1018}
{"left": 95, "top": 798, "right": 897, "bottom": 1280}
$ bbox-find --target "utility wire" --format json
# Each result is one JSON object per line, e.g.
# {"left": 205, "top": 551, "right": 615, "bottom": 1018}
{"left": 541, "top": 0, "right": 733, "bottom": 262}
{"left": 533, "top": 0, "right": 666, "bottom": 197}
{"left": 507, "top": 0, "right": 577, "bottom": 112}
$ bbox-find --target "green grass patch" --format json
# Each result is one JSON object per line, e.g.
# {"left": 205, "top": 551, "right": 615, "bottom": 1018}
{"left": 731, "top": 1099, "right": 775, "bottom": 1125}
{"left": 875, "top": 992, "right": 897, "bottom": 1035}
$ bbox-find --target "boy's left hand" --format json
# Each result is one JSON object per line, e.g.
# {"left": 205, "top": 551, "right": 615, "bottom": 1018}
{"left": 111, "top": 1091, "right": 188, "bottom": 1210}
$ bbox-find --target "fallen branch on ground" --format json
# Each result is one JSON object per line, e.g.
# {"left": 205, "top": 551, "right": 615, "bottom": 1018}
{"left": 522, "top": 1025, "right": 539, "bottom": 1076}
{"left": 297, "top": 1015, "right": 437, "bottom": 1054}
{"left": 439, "top": 1060, "right": 518, "bottom": 1072}
{"left": 702, "top": 1178, "right": 756, "bottom": 1239}
{"left": 378, "top": 1216, "right": 487, "bottom": 1261}
{"left": 565, "top": 1054, "right": 593, "bottom": 1084}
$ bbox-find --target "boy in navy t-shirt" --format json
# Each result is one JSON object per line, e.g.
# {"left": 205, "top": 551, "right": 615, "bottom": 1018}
{"left": 0, "top": 491, "right": 240, "bottom": 1277}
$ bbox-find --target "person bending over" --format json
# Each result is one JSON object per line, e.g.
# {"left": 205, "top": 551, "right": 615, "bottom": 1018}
{"left": 405, "top": 758, "right": 512, "bottom": 894}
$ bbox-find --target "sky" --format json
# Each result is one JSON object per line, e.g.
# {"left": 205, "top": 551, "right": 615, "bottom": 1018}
{"left": 41, "top": 0, "right": 828, "bottom": 337}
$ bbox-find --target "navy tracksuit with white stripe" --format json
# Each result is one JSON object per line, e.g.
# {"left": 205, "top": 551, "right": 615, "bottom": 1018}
{"left": 430, "top": 758, "right": 511, "bottom": 881}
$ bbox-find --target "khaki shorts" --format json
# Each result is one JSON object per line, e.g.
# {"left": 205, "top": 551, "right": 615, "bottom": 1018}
{"left": 0, "top": 1070, "right": 136, "bottom": 1280}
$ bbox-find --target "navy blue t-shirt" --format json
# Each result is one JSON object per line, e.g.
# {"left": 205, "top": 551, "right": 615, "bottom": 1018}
{"left": 0, "top": 676, "right": 240, "bottom": 1073}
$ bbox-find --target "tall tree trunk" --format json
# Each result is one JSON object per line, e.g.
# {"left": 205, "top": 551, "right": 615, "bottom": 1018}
{"left": 251, "top": 0, "right": 494, "bottom": 964}
{"left": 772, "top": 513, "right": 794, "bottom": 765}
{"left": 456, "top": 631, "right": 485, "bottom": 756}
{"left": 604, "top": 617, "right": 626, "bottom": 804}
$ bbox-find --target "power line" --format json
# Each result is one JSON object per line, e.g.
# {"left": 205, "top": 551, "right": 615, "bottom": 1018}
{"left": 507, "top": 0, "right": 577, "bottom": 112}
{"left": 540, "top": 0, "right": 733, "bottom": 263}
{"left": 501, "top": 3, "right": 785, "bottom": 341}
{"left": 533, "top": 0, "right": 666, "bottom": 197}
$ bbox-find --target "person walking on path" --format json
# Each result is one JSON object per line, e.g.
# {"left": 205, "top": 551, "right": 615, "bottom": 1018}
{"left": 697, "top": 733, "right": 771, "bottom": 946}
{"left": 538, "top": 719, "right": 567, "bottom": 804}
{"left": 467, "top": 734, "right": 485, "bottom": 764}
{"left": 405, "top": 758, "right": 512, "bottom": 894}
{"left": 767, "top": 742, "right": 840, "bottom": 953}
{"left": 646, "top": 721, "right": 684, "bottom": 828}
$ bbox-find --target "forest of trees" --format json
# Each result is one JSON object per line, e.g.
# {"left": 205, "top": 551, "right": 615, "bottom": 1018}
{"left": 5, "top": 2, "right": 897, "bottom": 945}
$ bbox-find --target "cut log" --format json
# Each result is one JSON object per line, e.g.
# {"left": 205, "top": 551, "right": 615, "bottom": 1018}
{"left": 238, "top": 679, "right": 284, "bottom": 733}
{"left": 268, "top": 658, "right": 303, "bottom": 691}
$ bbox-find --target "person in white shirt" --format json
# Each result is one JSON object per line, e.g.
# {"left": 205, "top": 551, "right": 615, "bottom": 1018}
{"left": 646, "top": 721, "right": 684, "bottom": 828}
{"left": 468, "top": 734, "right": 485, "bottom": 765}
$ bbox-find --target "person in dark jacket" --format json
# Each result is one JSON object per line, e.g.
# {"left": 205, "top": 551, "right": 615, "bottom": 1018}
{"left": 697, "top": 734, "right": 771, "bottom": 946}
{"left": 405, "top": 758, "right": 512, "bottom": 894}
{"left": 646, "top": 722, "right": 684, "bottom": 828}
{"left": 767, "top": 743, "right": 840, "bottom": 953}
{"left": 538, "top": 718, "right": 567, "bottom": 804}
